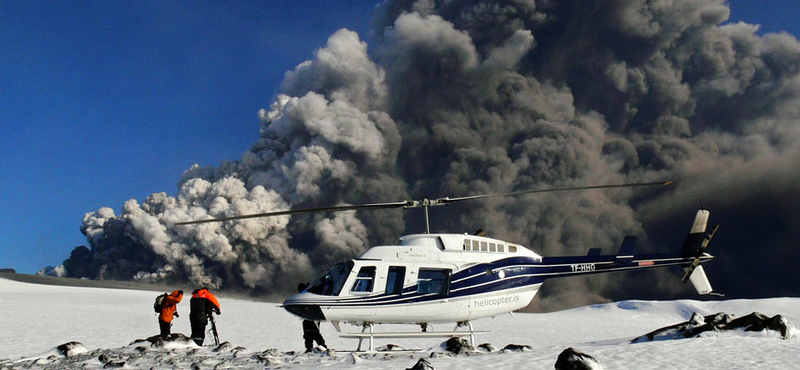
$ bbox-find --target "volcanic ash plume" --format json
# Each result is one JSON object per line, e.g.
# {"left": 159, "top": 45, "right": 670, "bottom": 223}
{"left": 62, "top": 0, "right": 800, "bottom": 308}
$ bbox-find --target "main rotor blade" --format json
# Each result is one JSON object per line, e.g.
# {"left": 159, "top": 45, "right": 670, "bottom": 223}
{"left": 436, "top": 181, "right": 673, "bottom": 205}
{"left": 175, "top": 181, "right": 672, "bottom": 226}
{"left": 174, "top": 200, "right": 412, "bottom": 226}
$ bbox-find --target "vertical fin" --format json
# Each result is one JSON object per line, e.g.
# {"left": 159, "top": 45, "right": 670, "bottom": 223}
{"left": 681, "top": 209, "right": 709, "bottom": 256}
{"left": 617, "top": 235, "right": 637, "bottom": 256}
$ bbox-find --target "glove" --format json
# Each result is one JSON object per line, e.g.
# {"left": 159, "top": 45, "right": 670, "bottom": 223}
{"left": 214, "top": 307, "right": 221, "bottom": 315}
{"left": 174, "top": 312, "right": 179, "bottom": 318}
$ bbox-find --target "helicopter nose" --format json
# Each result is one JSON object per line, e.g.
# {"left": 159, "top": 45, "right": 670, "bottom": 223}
{"left": 283, "top": 293, "right": 326, "bottom": 320}
{"left": 283, "top": 304, "right": 326, "bottom": 321}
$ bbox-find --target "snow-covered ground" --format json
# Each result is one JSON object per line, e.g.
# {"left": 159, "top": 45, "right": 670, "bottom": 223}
{"left": 1, "top": 276, "right": 798, "bottom": 369}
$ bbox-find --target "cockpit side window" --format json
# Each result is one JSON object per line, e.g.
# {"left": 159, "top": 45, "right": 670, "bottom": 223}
{"left": 351, "top": 266, "right": 376, "bottom": 293}
{"left": 307, "top": 261, "right": 354, "bottom": 296}
{"left": 416, "top": 268, "right": 451, "bottom": 295}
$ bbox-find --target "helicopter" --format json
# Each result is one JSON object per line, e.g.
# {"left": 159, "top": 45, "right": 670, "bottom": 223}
{"left": 176, "top": 181, "right": 718, "bottom": 351}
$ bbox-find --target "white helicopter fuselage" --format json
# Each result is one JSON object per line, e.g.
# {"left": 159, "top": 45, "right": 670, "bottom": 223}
{"left": 284, "top": 233, "right": 544, "bottom": 324}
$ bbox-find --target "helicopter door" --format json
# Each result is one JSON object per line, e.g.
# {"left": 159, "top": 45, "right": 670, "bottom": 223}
{"left": 375, "top": 265, "right": 408, "bottom": 321}
{"left": 385, "top": 266, "right": 406, "bottom": 295}
{"left": 347, "top": 265, "right": 377, "bottom": 318}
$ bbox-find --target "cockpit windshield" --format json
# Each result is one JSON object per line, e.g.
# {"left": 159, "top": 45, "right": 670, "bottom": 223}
{"left": 306, "top": 261, "right": 354, "bottom": 296}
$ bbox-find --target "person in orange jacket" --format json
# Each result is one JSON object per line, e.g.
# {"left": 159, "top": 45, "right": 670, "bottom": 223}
{"left": 158, "top": 290, "right": 183, "bottom": 338}
{"left": 189, "top": 287, "right": 221, "bottom": 345}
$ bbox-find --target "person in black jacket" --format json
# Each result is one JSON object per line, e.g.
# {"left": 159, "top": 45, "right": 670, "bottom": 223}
{"left": 298, "top": 283, "right": 327, "bottom": 353}
{"left": 189, "top": 287, "right": 221, "bottom": 346}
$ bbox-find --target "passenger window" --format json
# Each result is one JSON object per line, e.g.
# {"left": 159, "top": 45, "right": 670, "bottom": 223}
{"left": 509, "top": 246, "right": 517, "bottom": 253}
{"left": 463, "top": 240, "right": 469, "bottom": 250}
{"left": 472, "top": 240, "right": 479, "bottom": 251}
{"left": 481, "top": 241, "right": 488, "bottom": 251}
{"left": 385, "top": 266, "right": 406, "bottom": 295}
{"left": 351, "top": 266, "right": 376, "bottom": 293}
{"left": 498, "top": 244, "right": 504, "bottom": 252}
{"left": 489, "top": 243, "right": 496, "bottom": 252}
{"left": 416, "top": 269, "right": 451, "bottom": 295}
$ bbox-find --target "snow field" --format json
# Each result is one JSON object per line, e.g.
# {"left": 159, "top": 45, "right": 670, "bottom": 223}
{"left": 2, "top": 277, "right": 799, "bottom": 369}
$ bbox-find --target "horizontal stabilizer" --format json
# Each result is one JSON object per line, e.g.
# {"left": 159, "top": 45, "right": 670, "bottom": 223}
{"left": 617, "top": 235, "right": 637, "bottom": 256}
{"left": 682, "top": 223, "right": 718, "bottom": 283}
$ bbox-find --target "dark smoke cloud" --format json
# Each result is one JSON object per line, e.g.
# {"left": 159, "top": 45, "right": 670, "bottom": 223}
{"left": 62, "top": 0, "right": 800, "bottom": 310}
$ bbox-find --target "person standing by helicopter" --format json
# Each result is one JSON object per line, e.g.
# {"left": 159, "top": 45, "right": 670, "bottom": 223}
{"left": 189, "top": 287, "right": 221, "bottom": 346}
{"left": 297, "top": 283, "right": 327, "bottom": 353}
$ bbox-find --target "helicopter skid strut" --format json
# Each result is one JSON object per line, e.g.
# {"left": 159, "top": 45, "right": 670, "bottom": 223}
{"left": 342, "top": 321, "right": 489, "bottom": 352}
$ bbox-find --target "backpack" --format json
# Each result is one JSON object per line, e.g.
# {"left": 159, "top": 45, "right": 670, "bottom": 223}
{"left": 154, "top": 292, "right": 169, "bottom": 313}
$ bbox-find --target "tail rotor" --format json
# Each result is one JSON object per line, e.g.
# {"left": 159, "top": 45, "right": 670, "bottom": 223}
{"left": 680, "top": 209, "right": 719, "bottom": 295}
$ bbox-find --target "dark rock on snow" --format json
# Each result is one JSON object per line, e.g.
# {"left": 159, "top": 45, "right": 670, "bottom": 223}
{"left": 728, "top": 312, "right": 794, "bottom": 338}
{"left": 213, "top": 341, "right": 233, "bottom": 352}
{"left": 251, "top": 348, "right": 284, "bottom": 365}
{"left": 477, "top": 343, "right": 497, "bottom": 352}
{"left": 555, "top": 347, "right": 602, "bottom": 370}
{"left": 98, "top": 353, "right": 125, "bottom": 368}
{"left": 143, "top": 333, "right": 194, "bottom": 347}
{"left": 102, "top": 359, "right": 126, "bottom": 368}
{"left": 501, "top": 344, "right": 533, "bottom": 352}
{"left": 407, "top": 357, "right": 435, "bottom": 370}
{"left": 632, "top": 311, "right": 796, "bottom": 342}
{"left": 443, "top": 337, "right": 475, "bottom": 354}
{"left": 56, "top": 341, "right": 86, "bottom": 357}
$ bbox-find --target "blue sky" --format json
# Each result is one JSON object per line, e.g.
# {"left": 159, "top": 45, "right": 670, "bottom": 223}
{"left": 1, "top": 0, "right": 798, "bottom": 274}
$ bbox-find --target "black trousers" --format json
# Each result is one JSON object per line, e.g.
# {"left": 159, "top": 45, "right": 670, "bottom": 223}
{"left": 304, "top": 331, "right": 326, "bottom": 350}
{"left": 159, "top": 320, "right": 171, "bottom": 337}
{"left": 191, "top": 323, "right": 207, "bottom": 345}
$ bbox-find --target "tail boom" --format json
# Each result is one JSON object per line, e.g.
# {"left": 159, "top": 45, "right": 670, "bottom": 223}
{"left": 539, "top": 208, "right": 718, "bottom": 295}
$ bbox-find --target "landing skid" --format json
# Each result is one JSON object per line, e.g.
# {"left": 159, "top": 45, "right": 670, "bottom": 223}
{"left": 330, "top": 346, "right": 425, "bottom": 354}
{"left": 339, "top": 322, "right": 490, "bottom": 352}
